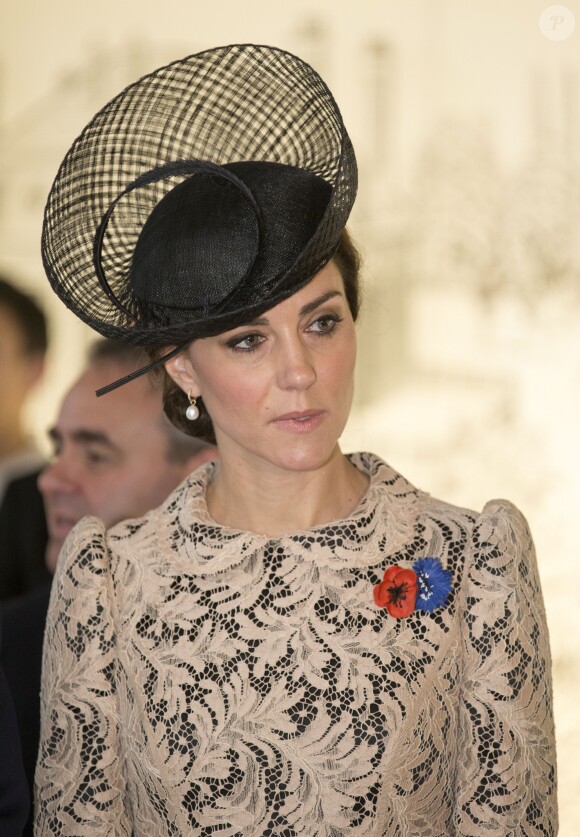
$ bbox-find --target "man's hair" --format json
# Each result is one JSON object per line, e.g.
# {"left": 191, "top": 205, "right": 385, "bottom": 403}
{"left": 0, "top": 276, "right": 48, "bottom": 355}
{"left": 88, "top": 338, "right": 147, "bottom": 366}
{"left": 88, "top": 338, "right": 212, "bottom": 465}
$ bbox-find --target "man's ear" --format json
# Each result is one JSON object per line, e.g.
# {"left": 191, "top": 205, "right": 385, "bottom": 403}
{"left": 164, "top": 348, "right": 200, "bottom": 396}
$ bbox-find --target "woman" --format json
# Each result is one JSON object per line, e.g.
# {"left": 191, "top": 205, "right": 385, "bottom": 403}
{"left": 35, "top": 45, "right": 557, "bottom": 835}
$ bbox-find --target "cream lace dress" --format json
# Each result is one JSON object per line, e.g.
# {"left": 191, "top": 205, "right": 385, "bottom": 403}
{"left": 35, "top": 454, "right": 557, "bottom": 835}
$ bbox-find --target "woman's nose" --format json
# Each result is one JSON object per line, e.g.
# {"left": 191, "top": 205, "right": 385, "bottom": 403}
{"left": 276, "top": 338, "right": 317, "bottom": 391}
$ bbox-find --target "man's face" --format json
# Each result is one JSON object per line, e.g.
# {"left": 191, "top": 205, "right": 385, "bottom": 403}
{"left": 38, "top": 359, "right": 191, "bottom": 570}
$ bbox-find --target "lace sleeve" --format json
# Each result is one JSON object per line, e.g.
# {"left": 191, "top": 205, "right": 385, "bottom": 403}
{"left": 455, "top": 500, "right": 558, "bottom": 835}
{"left": 34, "top": 517, "right": 131, "bottom": 836}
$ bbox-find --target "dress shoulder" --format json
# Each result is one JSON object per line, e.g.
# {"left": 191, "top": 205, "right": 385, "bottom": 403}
{"left": 45, "top": 514, "right": 115, "bottom": 651}
{"left": 473, "top": 497, "right": 535, "bottom": 559}
{"left": 460, "top": 498, "right": 548, "bottom": 638}
{"left": 52, "top": 514, "right": 109, "bottom": 577}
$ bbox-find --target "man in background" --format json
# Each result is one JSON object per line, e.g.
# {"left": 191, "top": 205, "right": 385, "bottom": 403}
{"left": 0, "top": 276, "right": 48, "bottom": 502}
{"left": 1, "top": 338, "right": 216, "bottom": 835}
{"left": 39, "top": 338, "right": 215, "bottom": 572}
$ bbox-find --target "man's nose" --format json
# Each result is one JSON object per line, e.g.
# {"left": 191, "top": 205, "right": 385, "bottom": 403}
{"left": 37, "top": 457, "right": 77, "bottom": 496}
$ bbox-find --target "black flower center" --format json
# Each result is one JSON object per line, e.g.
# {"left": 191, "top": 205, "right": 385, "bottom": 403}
{"left": 387, "top": 582, "right": 410, "bottom": 607}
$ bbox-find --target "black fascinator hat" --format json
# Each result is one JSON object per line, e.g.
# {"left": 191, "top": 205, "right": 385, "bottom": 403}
{"left": 42, "top": 44, "right": 357, "bottom": 391}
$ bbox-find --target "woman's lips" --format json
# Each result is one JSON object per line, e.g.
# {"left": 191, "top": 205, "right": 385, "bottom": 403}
{"left": 271, "top": 410, "right": 326, "bottom": 433}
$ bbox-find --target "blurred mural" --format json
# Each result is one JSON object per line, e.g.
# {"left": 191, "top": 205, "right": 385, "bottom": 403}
{"left": 1, "top": 0, "right": 579, "bottom": 826}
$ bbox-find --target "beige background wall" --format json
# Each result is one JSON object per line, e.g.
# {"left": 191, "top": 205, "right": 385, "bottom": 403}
{"left": 1, "top": 0, "right": 578, "bottom": 826}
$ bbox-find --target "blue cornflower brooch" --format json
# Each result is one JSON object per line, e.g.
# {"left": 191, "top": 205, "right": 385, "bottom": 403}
{"left": 374, "top": 557, "right": 452, "bottom": 618}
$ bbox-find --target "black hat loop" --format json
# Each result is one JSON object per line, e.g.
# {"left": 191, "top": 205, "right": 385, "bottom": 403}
{"left": 93, "top": 159, "right": 262, "bottom": 322}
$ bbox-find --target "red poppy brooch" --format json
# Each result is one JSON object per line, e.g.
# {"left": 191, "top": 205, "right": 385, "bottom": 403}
{"left": 373, "top": 558, "right": 452, "bottom": 618}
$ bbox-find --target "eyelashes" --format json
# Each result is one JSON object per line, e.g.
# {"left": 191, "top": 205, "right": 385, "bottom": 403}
{"left": 308, "top": 314, "right": 344, "bottom": 336}
{"left": 226, "top": 313, "right": 344, "bottom": 353}
{"left": 227, "top": 333, "right": 263, "bottom": 352}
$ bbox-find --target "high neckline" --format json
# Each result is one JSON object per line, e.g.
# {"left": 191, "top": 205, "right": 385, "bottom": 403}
{"left": 153, "top": 453, "right": 429, "bottom": 571}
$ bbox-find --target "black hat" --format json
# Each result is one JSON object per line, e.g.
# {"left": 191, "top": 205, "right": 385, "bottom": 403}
{"left": 41, "top": 44, "right": 357, "bottom": 391}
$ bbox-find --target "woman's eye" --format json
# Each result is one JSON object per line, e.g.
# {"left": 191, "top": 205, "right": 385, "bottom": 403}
{"left": 228, "top": 332, "right": 265, "bottom": 352}
{"left": 307, "top": 314, "right": 343, "bottom": 335}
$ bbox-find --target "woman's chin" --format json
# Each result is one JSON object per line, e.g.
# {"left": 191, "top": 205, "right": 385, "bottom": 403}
{"left": 259, "top": 440, "right": 342, "bottom": 474}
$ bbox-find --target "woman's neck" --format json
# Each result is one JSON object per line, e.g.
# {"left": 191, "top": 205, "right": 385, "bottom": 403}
{"left": 205, "top": 446, "right": 369, "bottom": 537}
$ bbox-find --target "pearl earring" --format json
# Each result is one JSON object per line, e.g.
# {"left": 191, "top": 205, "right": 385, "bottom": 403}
{"left": 186, "top": 391, "right": 200, "bottom": 421}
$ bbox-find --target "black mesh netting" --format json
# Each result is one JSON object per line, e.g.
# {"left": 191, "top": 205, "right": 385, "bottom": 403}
{"left": 42, "top": 43, "right": 358, "bottom": 346}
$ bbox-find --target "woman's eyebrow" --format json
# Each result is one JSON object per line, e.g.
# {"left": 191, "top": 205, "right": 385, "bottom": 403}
{"left": 299, "top": 290, "right": 342, "bottom": 317}
{"left": 243, "top": 291, "right": 343, "bottom": 327}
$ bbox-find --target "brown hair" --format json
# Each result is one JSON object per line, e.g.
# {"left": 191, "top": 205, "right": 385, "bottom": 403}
{"left": 149, "top": 227, "right": 362, "bottom": 444}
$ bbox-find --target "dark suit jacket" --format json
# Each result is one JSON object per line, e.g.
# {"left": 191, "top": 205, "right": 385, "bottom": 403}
{"left": 1, "top": 585, "right": 51, "bottom": 837}
{"left": 0, "top": 614, "right": 31, "bottom": 835}
{"left": 0, "top": 471, "right": 51, "bottom": 600}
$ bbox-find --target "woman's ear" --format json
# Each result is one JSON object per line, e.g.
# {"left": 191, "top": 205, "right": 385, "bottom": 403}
{"left": 164, "top": 348, "right": 200, "bottom": 396}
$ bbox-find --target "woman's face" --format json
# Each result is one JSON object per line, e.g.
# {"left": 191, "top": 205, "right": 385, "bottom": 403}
{"left": 165, "top": 260, "right": 357, "bottom": 475}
